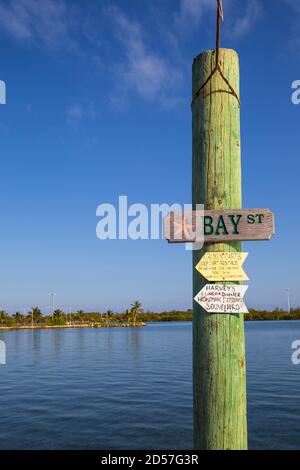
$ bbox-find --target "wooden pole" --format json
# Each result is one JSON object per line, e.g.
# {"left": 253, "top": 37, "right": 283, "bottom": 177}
{"left": 192, "top": 48, "right": 248, "bottom": 450}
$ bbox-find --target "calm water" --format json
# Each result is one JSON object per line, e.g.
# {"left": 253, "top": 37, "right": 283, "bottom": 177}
{"left": 0, "top": 321, "right": 300, "bottom": 450}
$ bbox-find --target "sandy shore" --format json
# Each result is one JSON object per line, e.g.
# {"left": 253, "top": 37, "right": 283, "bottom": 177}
{"left": 0, "top": 322, "right": 145, "bottom": 331}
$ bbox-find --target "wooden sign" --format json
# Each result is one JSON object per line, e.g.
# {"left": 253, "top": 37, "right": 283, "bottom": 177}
{"left": 194, "top": 284, "right": 248, "bottom": 314}
{"left": 163, "top": 209, "right": 275, "bottom": 243}
{"left": 196, "top": 252, "right": 249, "bottom": 282}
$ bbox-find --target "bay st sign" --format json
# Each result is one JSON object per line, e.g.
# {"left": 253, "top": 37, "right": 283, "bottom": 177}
{"left": 163, "top": 209, "right": 275, "bottom": 244}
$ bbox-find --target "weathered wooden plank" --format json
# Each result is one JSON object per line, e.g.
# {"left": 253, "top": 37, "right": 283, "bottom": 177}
{"left": 192, "top": 48, "right": 248, "bottom": 450}
{"left": 164, "top": 208, "right": 275, "bottom": 243}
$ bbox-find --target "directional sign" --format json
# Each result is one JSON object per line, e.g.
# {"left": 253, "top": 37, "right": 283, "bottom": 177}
{"left": 163, "top": 209, "right": 275, "bottom": 243}
{"left": 196, "top": 252, "right": 249, "bottom": 282}
{"left": 194, "top": 284, "right": 249, "bottom": 314}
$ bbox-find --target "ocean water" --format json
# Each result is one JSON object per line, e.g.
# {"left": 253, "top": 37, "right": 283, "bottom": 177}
{"left": 0, "top": 321, "right": 299, "bottom": 450}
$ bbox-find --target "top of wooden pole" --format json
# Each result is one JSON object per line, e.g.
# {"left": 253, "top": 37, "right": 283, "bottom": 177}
{"left": 191, "top": 48, "right": 240, "bottom": 107}
{"left": 193, "top": 48, "right": 238, "bottom": 64}
{"left": 191, "top": 0, "right": 241, "bottom": 107}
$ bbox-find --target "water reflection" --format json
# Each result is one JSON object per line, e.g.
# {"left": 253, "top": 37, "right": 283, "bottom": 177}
{"left": 0, "top": 322, "right": 299, "bottom": 450}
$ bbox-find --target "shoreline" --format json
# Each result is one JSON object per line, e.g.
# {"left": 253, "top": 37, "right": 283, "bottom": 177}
{"left": 1, "top": 318, "right": 300, "bottom": 331}
{"left": 0, "top": 322, "right": 145, "bottom": 331}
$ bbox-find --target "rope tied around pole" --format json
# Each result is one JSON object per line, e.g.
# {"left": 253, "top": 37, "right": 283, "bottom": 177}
{"left": 191, "top": 0, "right": 240, "bottom": 108}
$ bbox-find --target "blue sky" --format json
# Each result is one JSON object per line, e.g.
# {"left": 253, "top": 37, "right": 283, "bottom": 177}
{"left": 0, "top": 0, "right": 299, "bottom": 313}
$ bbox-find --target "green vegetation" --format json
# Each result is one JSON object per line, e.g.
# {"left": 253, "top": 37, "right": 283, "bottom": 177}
{"left": 130, "top": 300, "right": 143, "bottom": 326}
{"left": 0, "top": 304, "right": 300, "bottom": 329}
{"left": 140, "top": 308, "right": 300, "bottom": 322}
{"left": 245, "top": 308, "right": 300, "bottom": 321}
{"left": 0, "top": 302, "right": 145, "bottom": 328}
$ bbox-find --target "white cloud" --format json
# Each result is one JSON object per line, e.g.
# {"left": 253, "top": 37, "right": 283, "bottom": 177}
{"left": 228, "top": 0, "right": 262, "bottom": 38}
{"left": 0, "top": 0, "right": 263, "bottom": 109}
{"left": 284, "top": 0, "right": 300, "bottom": 13}
{"left": 173, "top": 0, "right": 262, "bottom": 40}
{"left": 107, "top": 1, "right": 261, "bottom": 107}
{"left": 108, "top": 7, "right": 183, "bottom": 106}
{"left": 174, "top": 0, "right": 214, "bottom": 31}
{"left": 0, "top": 0, "right": 76, "bottom": 48}
{"left": 282, "top": 0, "right": 300, "bottom": 51}
{"left": 66, "top": 102, "right": 96, "bottom": 127}
{"left": 67, "top": 104, "right": 83, "bottom": 125}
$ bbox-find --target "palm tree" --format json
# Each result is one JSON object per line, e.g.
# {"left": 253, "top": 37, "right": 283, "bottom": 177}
{"left": 0, "top": 310, "right": 8, "bottom": 325}
{"left": 76, "top": 310, "right": 85, "bottom": 323}
{"left": 28, "top": 307, "right": 42, "bottom": 324}
{"left": 124, "top": 309, "right": 130, "bottom": 322}
{"left": 53, "top": 309, "right": 64, "bottom": 319}
{"left": 130, "top": 301, "right": 142, "bottom": 326}
{"left": 13, "top": 312, "right": 24, "bottom": 325}
{"left": 52, "top": 309, "right": 65, "bottom": 325}
{"left": 106, "top": 310, "right": 113, "bottom": 323}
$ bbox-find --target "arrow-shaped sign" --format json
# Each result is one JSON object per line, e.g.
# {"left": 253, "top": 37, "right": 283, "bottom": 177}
{"left": 196, "top": 252, "right": 249, "bottom": 282}
{"left": 194, "top": 284, "right": 248, "bottom": 314}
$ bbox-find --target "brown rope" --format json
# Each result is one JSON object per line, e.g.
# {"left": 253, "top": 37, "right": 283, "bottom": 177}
{"left": 191, "top": 0, "right": 240, "bottom": 108}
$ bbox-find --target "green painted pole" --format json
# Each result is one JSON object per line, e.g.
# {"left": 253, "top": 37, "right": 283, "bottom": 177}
{"left": 192, "top": 48, "right": 248, "bottom": 450}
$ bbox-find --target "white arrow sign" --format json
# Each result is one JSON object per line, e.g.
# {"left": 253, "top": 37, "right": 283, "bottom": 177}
{"left": 194, "top": 284, "right": 248, "bottom": 314}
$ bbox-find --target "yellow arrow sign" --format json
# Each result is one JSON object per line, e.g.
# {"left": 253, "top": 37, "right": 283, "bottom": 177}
{"left": 196, "top": 252, "right": 249, "bottom": 282}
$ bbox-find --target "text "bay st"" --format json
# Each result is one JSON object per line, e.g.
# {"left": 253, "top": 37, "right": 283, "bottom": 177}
{"left": 164, "top": 209, "right": 275, "bottom": 243}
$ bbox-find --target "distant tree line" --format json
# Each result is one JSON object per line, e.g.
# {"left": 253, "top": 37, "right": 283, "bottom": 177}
{"left": 245, "top": 308, "right": 300, "bottom": 321}
{"left": 142, "top": 308, "right": 300, "bottom": 322}
{"left": 0, "top": 305, "right": 300, "bottom": 328}
{"left": 0, "top": 301, "right": 144, "bottom": 327}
